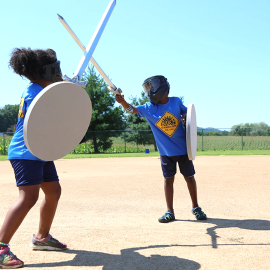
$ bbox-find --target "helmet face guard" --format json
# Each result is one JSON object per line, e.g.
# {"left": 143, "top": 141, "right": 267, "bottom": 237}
{"left": 42, "top": 60, "right": 63, "bottom": 83}
{"left": 142, "top": 75, "right": 170, "bottom": 104}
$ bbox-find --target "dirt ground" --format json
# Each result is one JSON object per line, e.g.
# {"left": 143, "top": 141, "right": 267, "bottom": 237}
{"left": 0, "top": 155, "right": 270, "bottom": 270}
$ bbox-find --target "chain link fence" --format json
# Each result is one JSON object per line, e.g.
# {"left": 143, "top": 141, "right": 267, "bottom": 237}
{"left": 197, "top": 128, "right": 270, "bottom": 151}
{"left": 1, "top": 128, "right": 270, "bottom": 155}
{"left": 72, "top": 130, "right": 157, "bottom": 154}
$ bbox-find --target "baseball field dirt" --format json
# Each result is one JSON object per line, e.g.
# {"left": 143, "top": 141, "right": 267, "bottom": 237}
{"left": 0, "top": 155, "right": 269, "bottom": 269}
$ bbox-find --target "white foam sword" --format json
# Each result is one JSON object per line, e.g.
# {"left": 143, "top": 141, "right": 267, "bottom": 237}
{"left": 58, "top": 0, "right": 122, "bottom": 95}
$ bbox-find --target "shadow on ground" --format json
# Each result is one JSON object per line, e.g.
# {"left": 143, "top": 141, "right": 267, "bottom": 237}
{"left": 181, "top": 218, "right": 270, "bottom": 248}
{"left": 26, "top": 245, "right": 200, "bottom": 269}
{"left": 25, "top": 219, "right": 270, "bottom": 268}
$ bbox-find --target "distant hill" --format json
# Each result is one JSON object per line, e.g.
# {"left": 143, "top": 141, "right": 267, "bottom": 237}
{"left": 197, "top": 127, "right": 223, "bottom": 133}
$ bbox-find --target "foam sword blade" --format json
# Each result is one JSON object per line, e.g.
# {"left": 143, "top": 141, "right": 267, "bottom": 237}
{"left": 70, "top": 0, "right": 116, "bottom": 84}
{"left": 57, "top": 13, "right": 120, "bottom": 93}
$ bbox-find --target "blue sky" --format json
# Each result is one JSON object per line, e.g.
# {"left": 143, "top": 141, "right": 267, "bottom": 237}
{"left": 1, "top": 0, "right": 269, "bottom": 128}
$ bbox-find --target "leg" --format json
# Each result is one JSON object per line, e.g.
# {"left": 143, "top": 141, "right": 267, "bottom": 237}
{"left": 178, "top": 156, "right": 197, "bottom": 208}
{"left": 179, "top": 157, "right": 207, "bottom": 220}
{"left": 158, "top": 156, "right": 177, "bottom": 223}
{"left": 36, "top": 181, "right": 61, "bottom": 239}
{"left": 164, "top": 176, "right": 175, "bottom": 213}
{"left": 158, "top": 175, "right": 176, "bottom": 223}
{"left": 183, "top": 175, "right": 198, "bottom": 209}
{"left": 31, "top": 181, "right": 67, "bottom": 250}
{"left": 0, "top": 185, "right": 40, "bottom": 244}
{"left": 160, "top": 155, "right": 177, "bottom": 213}
{"left": 184, "top": 175, "right": 207, "bottom": 220}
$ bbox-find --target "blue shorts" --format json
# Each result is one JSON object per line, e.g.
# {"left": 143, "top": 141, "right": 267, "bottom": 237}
{"left": 10, "top": 159, "right": 59, "bottom": 187}
{"left": 160, "top": 155, "right": 195, "bottom": 178}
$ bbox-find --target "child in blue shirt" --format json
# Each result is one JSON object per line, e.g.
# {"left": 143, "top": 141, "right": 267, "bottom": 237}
{"left": 0, "top": 48, "right": 66, "bottom": 268}
{"left": 115, "top": 75, "right": 207, "bottom": 223}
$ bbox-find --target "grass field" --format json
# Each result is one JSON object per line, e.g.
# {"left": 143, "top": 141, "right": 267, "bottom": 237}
{"left": 1, "top": 149, "right": 270, "bottom": 161}
{"left": 197, "top": 135, "right": 270, "bottom": 151}
{"left": 1, "top": 134, "right": 270, "bottom": 157}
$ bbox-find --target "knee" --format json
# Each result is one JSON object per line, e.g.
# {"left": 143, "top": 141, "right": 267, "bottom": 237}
{"left": 184, "top": 176, "right": 195, "bottom": 183}
{"left": 46, "top": 185, "right": 62, "bottom": 201}
{"left": 21, "top": 194, "right": 39, "bottom": 209}
{"left": 164, "top": 176, "right": 174, "bottom": 185}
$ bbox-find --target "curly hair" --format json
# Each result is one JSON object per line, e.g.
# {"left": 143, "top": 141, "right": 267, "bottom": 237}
{"left": 9, "top": 48, "right": 57, "bottom": 81}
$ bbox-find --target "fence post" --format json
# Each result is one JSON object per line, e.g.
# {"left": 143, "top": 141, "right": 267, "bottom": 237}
{"left": 241, "top": 128, "right": 243, "bottom": 150}
{"left": 3, "top": 133, "right": 6, "bottom": 155}
{"left": 124, "top": 131, "right": 126, "bottom": 153}
{"left": 202, "top": 129, "right": 204, "bottom": 151}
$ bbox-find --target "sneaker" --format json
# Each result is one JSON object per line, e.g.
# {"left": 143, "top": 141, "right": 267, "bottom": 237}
{"left": 158, "top": 211, "right": 175, "bottom": 223}
{"left": 0, "top": 246, "right": 24, "bottom": 269}
{"left": 192, "top": 207, "right": 207, "bottom": 220}
{"left": 30, "top": 234, "right": 67, "bottom": 251}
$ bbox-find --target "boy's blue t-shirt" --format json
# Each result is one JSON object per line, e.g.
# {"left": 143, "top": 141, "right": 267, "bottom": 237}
{"left": 137, "top": 97, "right": 188, "bottom": 156}
{"left": 8, "top": 83, "right": 44, "bottom": 160}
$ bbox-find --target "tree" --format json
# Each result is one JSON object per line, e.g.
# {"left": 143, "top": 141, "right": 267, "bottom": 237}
{"left": 6, "top": 125, "right": 16, "bottom": 133}
{"left": 121, "top": 91, "right": 157, "bottom": 149}
{"left": 230, "top": 122, "right": 270, "bottom": 136}
{"left": 82, "top": 65, "right": 125, "bottom": 153}
{"left": 0, "top": 105, "right": 19, "bottom": 132}
{"left": 204, "top": 131, "right": 221, "bottom": 136}
{"left": 221, "top": 130, "right": 229, "bottom": 136}
{"left": 256, "top": 122, "right": 270, "bottom": 136}
{"left": 230, "top": 124, "right": 245, "bottom": 136}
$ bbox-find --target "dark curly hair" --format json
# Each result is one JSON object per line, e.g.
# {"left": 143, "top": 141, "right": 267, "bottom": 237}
{"left": 9, "top": 48, "right": 57, "bottom": 81}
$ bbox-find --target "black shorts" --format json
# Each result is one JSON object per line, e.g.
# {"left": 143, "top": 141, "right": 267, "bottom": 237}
{"left": 10, "top": 159, "right": 59, "bottom": 187}
{"left": 160, "top": 155, "right": 195, "bottom": 178}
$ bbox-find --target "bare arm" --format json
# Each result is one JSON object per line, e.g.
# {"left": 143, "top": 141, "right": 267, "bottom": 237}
{"left": 115, "top": 94, "right": 138, "bottom": 114}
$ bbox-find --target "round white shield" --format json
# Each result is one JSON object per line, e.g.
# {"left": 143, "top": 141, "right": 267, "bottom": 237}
{"left": 186, "top": 104, "right": 197, "bottom": 160}
{"left": 23, "top": 81, "right": 92, "bottom": 161}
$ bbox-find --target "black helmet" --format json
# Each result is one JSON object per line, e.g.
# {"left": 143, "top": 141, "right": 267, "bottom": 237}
{"left": 42, "top": 60, "right": 63, "bottom": 83}
{"left": 142, "top": 75, "right": 170, "bottom": 104}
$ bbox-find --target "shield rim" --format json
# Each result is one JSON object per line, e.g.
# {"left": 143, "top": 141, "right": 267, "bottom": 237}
{"left": 186, "top": 104, "right": 197, "bottom": 160}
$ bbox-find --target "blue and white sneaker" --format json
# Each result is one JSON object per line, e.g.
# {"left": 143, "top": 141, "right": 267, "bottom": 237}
{"left": 192, "top": 207, "right": 207, "bottom": 220}
{"left": 158, "top": 211, "right": 175, "bottom": 223}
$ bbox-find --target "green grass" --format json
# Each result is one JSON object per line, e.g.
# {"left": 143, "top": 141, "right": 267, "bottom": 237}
{"left": 197, "top": 136, "right": 270, "bottom": 151}
{"left": 64, "top": 149, "right": 270, "bottom": 158}
{"left": 1, "top": 150, "right": 269, "bottom": 161}
{"left": 196, "top": 149, "right": 270, "bottom": 156}
{"left": 0, "top": 155, "right": 8, "bottom": 161}
{"left": 2, "top": 134, "right": 270, "bottom": 155}
{"left": 63, "top": 152, "right": 160, "bottom": 159}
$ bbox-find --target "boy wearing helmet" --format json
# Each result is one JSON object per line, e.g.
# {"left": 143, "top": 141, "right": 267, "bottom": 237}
{"left": 115, "top": 75, "right": 207, "bottom": 222}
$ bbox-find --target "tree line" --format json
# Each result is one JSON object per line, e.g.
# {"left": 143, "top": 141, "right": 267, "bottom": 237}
{"left": 0, "top": 104, "right": 19, "bottom": 133}
{"left": 197, "top": 122, "right": 270, "bottom": 136}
